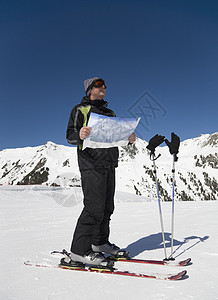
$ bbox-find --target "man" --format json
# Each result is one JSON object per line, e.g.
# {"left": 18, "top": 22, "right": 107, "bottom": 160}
{"left": 64, "top": 77, "right": 136, "bottom": 267}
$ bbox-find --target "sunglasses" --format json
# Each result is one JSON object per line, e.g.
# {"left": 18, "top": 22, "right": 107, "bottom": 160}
{"left": 92, "top": 80, "right": 107, "bottom": 89}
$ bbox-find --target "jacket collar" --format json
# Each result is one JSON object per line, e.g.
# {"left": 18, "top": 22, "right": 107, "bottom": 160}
{"left": 81, "top": 96, "right": 108, "bottom": 108}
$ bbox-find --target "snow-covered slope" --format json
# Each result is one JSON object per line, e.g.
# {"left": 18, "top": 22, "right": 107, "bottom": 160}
{"left": 0, "top": 132, "right": 217, "bottom": 200}
{"left": 0, "top": 186, "right": 218, "bottom": 300}
{"left": 0, "top": 142, "right": 80, "bottom": 187}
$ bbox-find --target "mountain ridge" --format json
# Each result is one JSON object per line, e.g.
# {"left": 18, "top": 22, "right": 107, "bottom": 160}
{"left": 0, "top": 132, "right": 217, "bottom": 201}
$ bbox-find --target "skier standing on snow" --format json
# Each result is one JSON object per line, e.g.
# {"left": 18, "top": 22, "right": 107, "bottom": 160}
{"left": 65, "top": 77, "right": 136, "bottom": 267}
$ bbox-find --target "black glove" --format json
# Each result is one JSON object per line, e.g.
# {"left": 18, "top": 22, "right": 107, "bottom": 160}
{"left": 165, "top": 132, "right": 180, "bottom": 159}
{"left": 146, "top": 134, "right": 165, "bottom": 154}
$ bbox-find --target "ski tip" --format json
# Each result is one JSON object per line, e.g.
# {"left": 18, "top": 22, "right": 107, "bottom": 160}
{"left": 169, "top": 270, "right": 187, "bottom": 280}
{"left": 179, "top": 258, "right": 192, "bottom": 266}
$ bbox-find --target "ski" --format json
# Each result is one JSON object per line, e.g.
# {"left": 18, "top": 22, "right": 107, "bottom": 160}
{"left": 24, "top": 260, "right": 187, "bottom": 281}
{"left": 108, "top": 256, "right": 191, "bottom": 267}
{"left": 51, "top": 249, "right": 191, "bottom": 267}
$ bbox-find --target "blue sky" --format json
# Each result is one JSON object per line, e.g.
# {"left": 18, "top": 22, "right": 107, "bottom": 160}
{"left": 1, "top": 0, "right": 217, "bottom": 150}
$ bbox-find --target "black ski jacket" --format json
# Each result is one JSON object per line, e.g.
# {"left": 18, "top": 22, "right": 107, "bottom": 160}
{"left": 66, "top": 97, "right": 119, "bottom": 171}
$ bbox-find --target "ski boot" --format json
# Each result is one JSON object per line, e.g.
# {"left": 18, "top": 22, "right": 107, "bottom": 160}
{"left": 60, "top": 249, "right": 114, "bottom": 269}
{"left": 92, "top": 242, "right": 130, "bottom": 259}
{"left": 59, "top": 250, "right": 85, "bottom": 269}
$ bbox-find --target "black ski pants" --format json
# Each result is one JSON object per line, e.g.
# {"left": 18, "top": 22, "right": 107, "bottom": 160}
{"left": 70, "top": 168, "right": 115, "bottom": 256}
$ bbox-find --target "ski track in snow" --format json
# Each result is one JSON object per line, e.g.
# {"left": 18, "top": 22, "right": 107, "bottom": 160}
{"left": 0, "top": 186, "right": 218, "bottom": 300}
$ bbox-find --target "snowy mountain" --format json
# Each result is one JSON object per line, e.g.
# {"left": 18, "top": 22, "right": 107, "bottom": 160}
{"left": 0, "top": 132, "right": 217, "bottom": 201}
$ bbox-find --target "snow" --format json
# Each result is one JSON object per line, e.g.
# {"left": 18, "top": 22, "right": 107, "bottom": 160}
{"left": 1, "top": 186, "right": 218, "bottom": 300}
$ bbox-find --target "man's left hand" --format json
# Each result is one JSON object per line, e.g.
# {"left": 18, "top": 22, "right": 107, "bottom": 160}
{"left": 128, "top": 133, "right": 136, "bottom": 144}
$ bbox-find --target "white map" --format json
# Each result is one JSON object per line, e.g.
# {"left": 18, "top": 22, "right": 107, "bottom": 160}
{"left": 82, "top": 113, "right": 140, "bottom": 150}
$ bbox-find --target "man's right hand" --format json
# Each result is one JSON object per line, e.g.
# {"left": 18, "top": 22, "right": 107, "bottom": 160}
{"left": 79, "top": 126, "right": 92, "bottom": 140}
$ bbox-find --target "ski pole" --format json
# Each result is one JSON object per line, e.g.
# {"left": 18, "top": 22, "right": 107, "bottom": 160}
{"left": 146, "top": 134, "right": 166, "bottom": 259}
{"left": 168, "top": 154, "right": 176, "bottom": 260}
{"left": 151, "top": 153, "right": 167, "bottom": 260}
{"left": 164, "top": 132, "right": 180, "bottom": 260}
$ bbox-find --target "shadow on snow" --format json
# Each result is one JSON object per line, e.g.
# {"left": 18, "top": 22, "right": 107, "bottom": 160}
{"left": 125, "top": 233, "right": 209, "bottom": 258}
